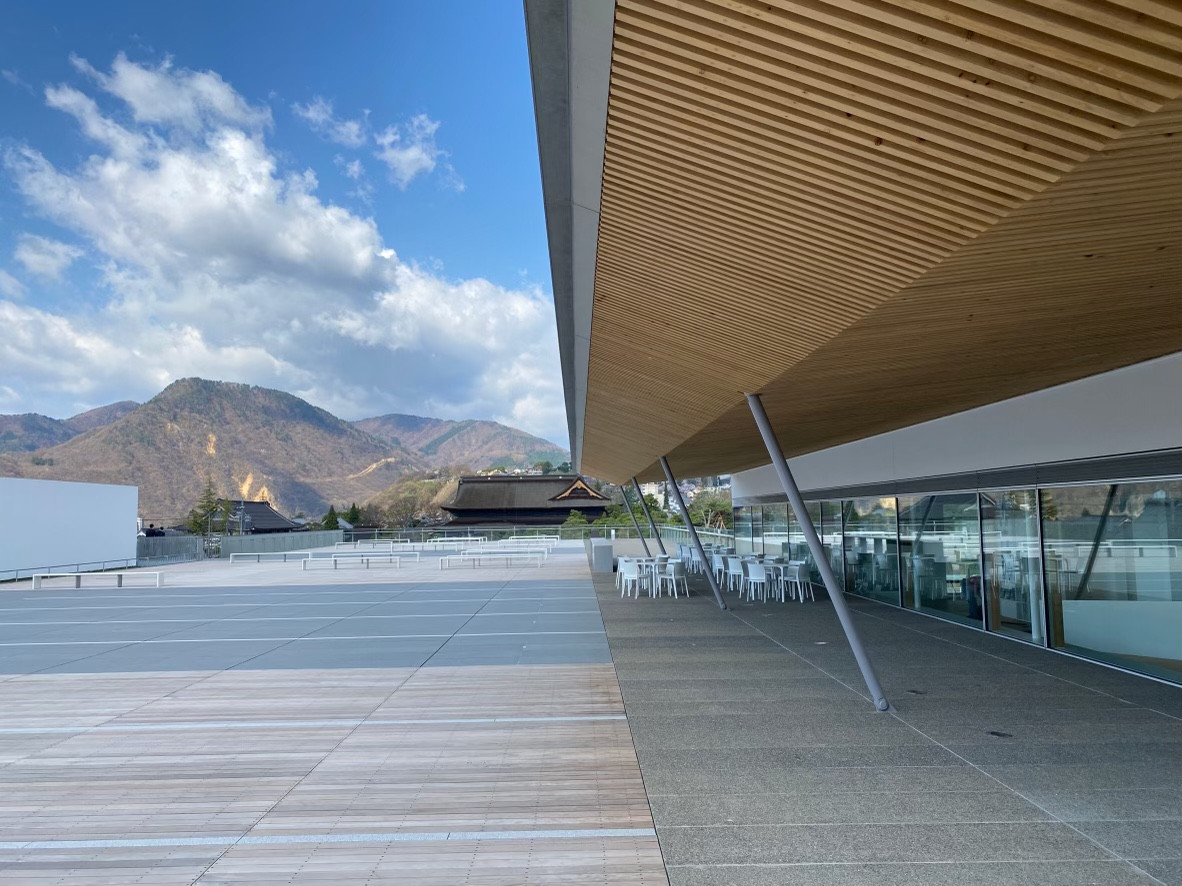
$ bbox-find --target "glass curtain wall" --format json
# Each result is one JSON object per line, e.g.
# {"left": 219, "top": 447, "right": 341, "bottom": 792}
{"left": 981, "top": 489, "right": 1045, "bottom": 644}
{"left": 750, "top": 507, "right": 764, "bottom": 555}
{"left": 842, "top": 498, "right": 900, "bottom": 606}
{"left": 787, "top": 501, "right": 823, "bottom": 580}
{"left": 820, "top": 501, "right": 845, "bottom": 590}
{"left": 740, "top": 477, "right": 1181, "bottom": 684}
{"left": 898, "top": 493, "right": 982, "bottom": 627}
{"left": 1041, "top": 480, "right": 1182, "bottom": 682}
{"left": 734, "top": 506, "right": 754, "bottom": 555}
{"left": 762, "top": 504, "right": 789, "bottom": 558}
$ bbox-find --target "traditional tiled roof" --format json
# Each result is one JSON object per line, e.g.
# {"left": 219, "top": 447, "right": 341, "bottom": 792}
{"left": 217, "top": 499, "right": 299, "bottom": 532}
{"left": 442, "top": 475, "right": 609, "bottom": 524}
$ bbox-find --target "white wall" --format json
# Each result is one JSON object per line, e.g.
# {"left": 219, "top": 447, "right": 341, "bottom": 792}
{"left": 0, "top": 478, "right": 138, "bottom": 577}
{"left": 734, "top": 353, "right": 1182, "bottom": 500}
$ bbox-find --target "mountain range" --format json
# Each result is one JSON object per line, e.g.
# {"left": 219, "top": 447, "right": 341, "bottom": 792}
{"left": 0, "top": 379, "right": 568, "bottom": 521}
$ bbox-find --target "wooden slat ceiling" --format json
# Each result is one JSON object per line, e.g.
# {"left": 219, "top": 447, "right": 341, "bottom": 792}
{"left": 583, "top": 0, "right": 1182, "bottom": 484}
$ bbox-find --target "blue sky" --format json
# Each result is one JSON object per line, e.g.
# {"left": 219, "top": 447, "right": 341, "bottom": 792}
{"left": 0, "top": 1, "right": 566, "bottom": 446}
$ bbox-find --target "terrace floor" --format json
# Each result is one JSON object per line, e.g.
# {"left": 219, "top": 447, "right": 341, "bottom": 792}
{"left": 0, "top": 544, "right": 1178, "bottom": 885}
{"left": 0, "top": 547, "right": 663, "bottom": 884}
{"left": 598, "top": 566, "right": 1182, "bottom": 886}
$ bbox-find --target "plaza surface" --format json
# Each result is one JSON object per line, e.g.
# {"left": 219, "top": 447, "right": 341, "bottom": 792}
{"left": 0, "top": 547, "right": 664, "bottom": 884}
{"left": 0, "top": 544, "right": 1179, "bottom": 885}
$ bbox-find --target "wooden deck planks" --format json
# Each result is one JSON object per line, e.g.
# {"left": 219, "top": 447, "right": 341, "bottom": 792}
{"left": 0, "top": 664, "right": 666, "bottom": 884}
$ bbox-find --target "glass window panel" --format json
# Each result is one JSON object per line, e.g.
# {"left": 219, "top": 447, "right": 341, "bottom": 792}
{"left": 843, "top": 497, "right": 900, "bottom": 606}
{"left": 821, "top": 501, "right": 845, "bottom": 590}
{"left": 898, "top": 493, "right": 982, "bottom": 628}
{"left": 1041, "top": 480, "right": 1182, "bottom": 683}
{"left": 751, "top": 506, "right": 764, "bottom": 555}
{"left": 787, "top": 502, "right": 823, "bottom": 583}
{"left": 762, "top": 504, "right": 789, "bottom": 557}
{"left": 734, "top": 506, "right": 754, "bottom": 555}
{"left": 982, "top": 489, "right": 1045, "bottom": 644}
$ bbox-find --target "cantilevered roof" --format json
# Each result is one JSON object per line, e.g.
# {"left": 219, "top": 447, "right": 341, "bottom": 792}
{"left": 527, "top": 0, "right": 1182, "bottom": 484}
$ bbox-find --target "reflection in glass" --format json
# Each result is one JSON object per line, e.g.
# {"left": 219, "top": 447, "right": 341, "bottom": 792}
{"left": 751, "top": 506, "right": 764, "bottom": 555}
{"left": 843, "top": 498, "right": 900, "bottom": 606}
{"left": 898, "top": 493, "right": 982, "bottom": 628}
{"left": 734, "top": 506, "right": 754, "bottom": 555}
{"left": 762, "top": 504, "right": 789, "bottom": 558}
{"left": 982, "top": 489, "right": 1044, "bottom": 643}
{"left": 1041, "top": 480, "right": 1182, "bottom": 682}
{"left": 820, "top": 501, "right": 845, "bottom": 589}
{"left": 787, "top": 501, "right": 823, "bottom": 580}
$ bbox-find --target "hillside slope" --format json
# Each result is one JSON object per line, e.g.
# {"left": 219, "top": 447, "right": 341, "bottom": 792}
{"left": 355, "top": 413, "right": 567, "bottom": 471}
{"left": 12, "top": 379, "right": 421, "bottom": 521}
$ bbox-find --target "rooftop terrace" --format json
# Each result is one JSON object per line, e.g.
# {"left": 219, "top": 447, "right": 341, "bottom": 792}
{"left": 0, "top": 544, "right": 1178, "bottom": 884}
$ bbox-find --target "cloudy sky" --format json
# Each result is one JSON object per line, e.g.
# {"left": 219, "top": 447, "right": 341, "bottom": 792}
{"left": 0, "top": 1, "right": 566, "bottom": 446}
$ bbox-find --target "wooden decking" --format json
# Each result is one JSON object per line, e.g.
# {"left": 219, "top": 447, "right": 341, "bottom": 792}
{"left": 0, "top": 547, "right": 667, "bottom": 884}
{"left": 0, "top": 665, "right": 665, "bottom": 884}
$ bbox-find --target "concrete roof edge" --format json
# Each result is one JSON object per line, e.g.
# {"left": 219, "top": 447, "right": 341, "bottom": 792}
{"left": 523, "top": 0, "right": 615, "bottom": 474}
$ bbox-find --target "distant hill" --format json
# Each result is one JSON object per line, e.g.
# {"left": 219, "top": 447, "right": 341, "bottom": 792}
{"left": 0, "top": 381, "right": 568, "bottom": 522}
{"left": 63, "top": 401, "right": 139, "bottom": 434}
{"left": 0, "top": 401, "right": 139, "bottom": 453}
{"left": 0, "top": 413, "right": 76, "bottom": 453}
{"left": 6, "top": 379, "right": 421, "bottom": 521}
{"left": 355, "top": 414, "right": 567, "bottom": 471}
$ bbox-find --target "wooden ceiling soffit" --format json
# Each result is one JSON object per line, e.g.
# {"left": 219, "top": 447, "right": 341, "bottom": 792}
{"left": 583, "top": 0, "right": 1182, "bottom": 484}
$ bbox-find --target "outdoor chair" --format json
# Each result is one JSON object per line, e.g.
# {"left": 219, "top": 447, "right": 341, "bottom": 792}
{"left": 659, "top": 560, "right": 689, "bottom": 598}
{"left": 744, "top": 561, "right": 768, "bottom": 602}
{"left": 725, "top": 556, "right": 744, "bottom": 593}
{"left": 619, "top": 558, "right": 646, "bottom": 598}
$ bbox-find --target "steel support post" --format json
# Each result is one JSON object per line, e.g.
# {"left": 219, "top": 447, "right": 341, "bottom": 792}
{"left": 659, "top": 456, "right": 727, "bottom": 610}
{"left": 745, "top": 393, "right": 892, "bottom": 712}
{"left": 620, "top": 484, "right": 652, "bottom": 557}
{"left": 632, "top": 477, "right": 667, "bottom": 555}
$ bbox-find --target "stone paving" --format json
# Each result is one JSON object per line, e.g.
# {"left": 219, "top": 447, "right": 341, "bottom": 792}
{"left": 597, "top": 569, "right": 1182, "bottom": 886}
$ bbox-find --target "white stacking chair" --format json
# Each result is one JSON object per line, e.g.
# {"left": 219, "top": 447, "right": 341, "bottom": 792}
{"left": 619, "top": 558, "right": 646, "bottom": 598}
{"left": 712, "top": 553, "right": 726, "bottom": 586}
{"left": 660, "top": 560, "right": 689, "bottom": 598}
{"left": 725, "top": 556, "right": 744, "bottom": 593}
{"left": 744, "top": 561, "right": 768, "bottom": 602}
{"left": 785, "top": 562, "right": 815, "bottom": 602}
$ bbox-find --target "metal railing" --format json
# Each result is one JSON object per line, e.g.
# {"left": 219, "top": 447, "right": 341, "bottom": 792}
{"left": 217, "top": 530, "right": 344, "bottom": 558}
{"left": 136, "top": 535, "right": 205, "bottom": 567}
{"left": 1, "top": 558, "right": 138, "bottom": 583}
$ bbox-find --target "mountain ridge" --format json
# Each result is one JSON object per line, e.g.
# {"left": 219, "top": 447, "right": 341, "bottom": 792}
{"left": 1, "top": 380, "right": 569, "bottom": 521}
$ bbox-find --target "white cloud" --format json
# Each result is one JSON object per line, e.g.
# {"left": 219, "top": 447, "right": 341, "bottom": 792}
{"left": 72, "top": 52, "right": 271, "bottom": 132}
{"left": 14, "top": 235, "right": 84, "bottom": 280}
{"left": 293, "top": 97, "right": 367, "bottom": 148}
{"left": 335, "top": 155, "right": 364, "bottom": 180}
{"left": 1, "top": 54, "right": 563, "bottom": 444}
{"left": 0, "top": 269, "right": 25, "bottom": 298}
{"left": 2, "top": 69, "right": 34, "bottom": 93}
{"left": 374, "top": 114, "right": 443, "bottom": 189}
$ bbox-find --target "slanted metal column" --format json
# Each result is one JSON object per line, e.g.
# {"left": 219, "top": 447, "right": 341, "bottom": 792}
{"left": 745, "top": 393, "right": 892, "bottom": 712}
{"left": 632, "top": 477, "right": 667, "bottom": 555}
{"left": 620, "top": 484, "right": 652, "bottom": 557}
{"left": 659, "top": 456, "right": 727, "bottom": 611}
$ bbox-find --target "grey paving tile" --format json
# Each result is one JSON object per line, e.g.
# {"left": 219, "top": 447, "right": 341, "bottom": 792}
{"left": 649, "top": 788, "right": 1050, "bottom": 826}
{"left": 944, "top": 740, "right": 1182, "bottom": 766}
{"left": 1129, "top": 857, "right": 1182, "bottom": 886}
{"left": 665, "top": 859, "right": 1160, "bottom": 886}
{"left": 983, "top": 762, "right": 1182, "bottom": 792}
{"left": 1070, "top": 820, "right": 1182, "bottom": 859}
{"left": 658, "top": 821, "right": 1113, "bottom": 866}
{"left": 635, "top": 744, "right": 962, "bottom": 770}
{"left": 1022, "top": 789, "right": 1182, "bottom": 822}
